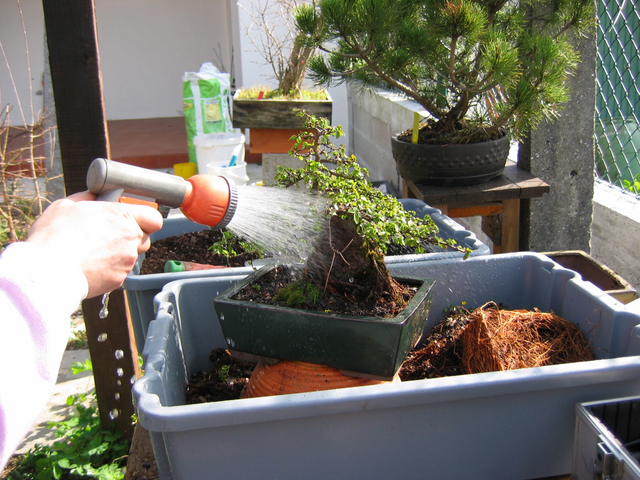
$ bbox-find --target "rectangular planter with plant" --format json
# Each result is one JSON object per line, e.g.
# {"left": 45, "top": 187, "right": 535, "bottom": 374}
{"left": 123, "top": 112, "right": 488, "bottom": 350}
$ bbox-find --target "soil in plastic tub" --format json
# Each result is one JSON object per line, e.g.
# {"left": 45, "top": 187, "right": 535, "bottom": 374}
{"left": 185, "top": 302, "right": 595, "bottom": 403}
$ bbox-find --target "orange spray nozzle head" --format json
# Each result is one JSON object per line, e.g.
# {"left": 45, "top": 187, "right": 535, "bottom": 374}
{"left": 86, "top": 159, "right": 239, "bottom": 228}
{"left": 180, "top": 174, "right": 238, "bottom": 228}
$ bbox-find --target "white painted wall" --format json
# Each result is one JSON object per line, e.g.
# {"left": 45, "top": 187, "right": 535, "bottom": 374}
{"left": 1, "top": 0, "right": 348, "bottom": 131}
{"left": 0, "top": 0, "right": 45, "bottom": 126}
{"left": 1, "top": 0, "right": 236, "bottom": 123}
{"left": 348, "top": 86, "right": 428, "bottom": 193}
{"left": 94, "top": 0, "right": 235, "bottom": 120}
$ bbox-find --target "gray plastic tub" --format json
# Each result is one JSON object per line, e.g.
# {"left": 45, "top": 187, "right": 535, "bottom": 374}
{"left": 134, "top": 253, "right": 640, "bottom": 480}
{"left": 123, "top": 201, "right": 488, "bottom": 350}
{"left": 122, "top": 216, "right": 256, "bottom": 351}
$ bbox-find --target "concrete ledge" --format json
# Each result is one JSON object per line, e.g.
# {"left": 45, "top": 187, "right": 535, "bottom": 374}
{"left": 349, "top": 86, "right": 423, "bottom": 193}
{"left": 591, "top": 181, "right": 640, "bottom": 292}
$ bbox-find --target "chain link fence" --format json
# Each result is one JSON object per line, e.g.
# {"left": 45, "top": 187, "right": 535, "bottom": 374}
{"left": 595, "top": 0, "right": 640, "bottom": 192}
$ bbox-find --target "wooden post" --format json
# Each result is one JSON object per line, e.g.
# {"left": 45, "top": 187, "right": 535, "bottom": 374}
{"left": 42, "top": 0, "right": 139, "bottom": 438}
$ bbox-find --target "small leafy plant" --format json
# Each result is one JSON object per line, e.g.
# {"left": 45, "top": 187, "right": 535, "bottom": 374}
{"left": 623, "top": 174, "right": 640, "bottom": 195}
{"left": 275, "top": 110, "right": 469, "bottom": 255}
{"left": 4, "top": 392, "right": 129, "bottom": 480}
{"left": 209, "top": 230, "right": 264, "bottom": 263}
{"left": 270, "top": 110, "right": 468, "bottom": 314}
{"left": 3, "top": 367, "right": 129, "bottom": 480}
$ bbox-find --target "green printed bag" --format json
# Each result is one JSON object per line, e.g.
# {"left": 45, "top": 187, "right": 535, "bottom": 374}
{"left": 183, "top": 63, "right": 233, "bottom": 162}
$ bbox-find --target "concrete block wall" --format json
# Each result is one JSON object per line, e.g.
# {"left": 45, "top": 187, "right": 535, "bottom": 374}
{"left": 348, "top": 87, "right": 428, "bottom": 193}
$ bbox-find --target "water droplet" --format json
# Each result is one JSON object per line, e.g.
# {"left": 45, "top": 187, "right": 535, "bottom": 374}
{"left": 114, "top": 350, "right": 124, "bottom": 360}
{"left": 99, "top": 292, "right": 110, "bottom": 319}
{"left": 116, "top": 368, "right": 124, "bottom": 377}
{"left": 130, "top": 375, "right": 137, "bottom": 385}
{"left": 116, "top": 380, "right": 122, "bottom": 386}
{"left": 349, "top": 277, "right": 354, "bottom": 283}
{"left": 108, "top": 409, "right": 119, "bottom": 420}
{"left": 219, "top": 313, "right": 225, "bottom": 320}
{"left": 97, "top": 333, "right": 108, "bottom": 342}
{"left": 114, "top": 393, "right": 120, "bottom": 400}
{"left": 226, "top": 337, "right": 235, "bottom": 347}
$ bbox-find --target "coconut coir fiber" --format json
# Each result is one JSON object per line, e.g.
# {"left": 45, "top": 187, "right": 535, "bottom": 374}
{"left": 460, "top": 302, "right": 595, "bottom": 373}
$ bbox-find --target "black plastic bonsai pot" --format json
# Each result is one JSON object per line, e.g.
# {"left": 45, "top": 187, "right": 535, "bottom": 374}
{"left": 391, "top": 132, "right": 510, "bottom": 186}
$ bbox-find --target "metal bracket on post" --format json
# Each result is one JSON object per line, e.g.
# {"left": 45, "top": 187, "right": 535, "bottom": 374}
{"left": 595, "top": 438, "right": 624, "bottom": 480}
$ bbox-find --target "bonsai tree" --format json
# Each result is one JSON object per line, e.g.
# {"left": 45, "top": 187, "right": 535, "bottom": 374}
{"left": 294, "top": 0, "right": 595, "bottom": 143}
{"left": 239, "top": 0, "right": 319, "bottom": 99}
{"left": 272, "top": 110, "right": 468, "bottom": 315}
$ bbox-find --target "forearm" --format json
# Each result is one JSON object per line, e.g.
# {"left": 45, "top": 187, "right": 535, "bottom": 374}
{"left": 0, "top": 242, "right": 88, "bottom": 468}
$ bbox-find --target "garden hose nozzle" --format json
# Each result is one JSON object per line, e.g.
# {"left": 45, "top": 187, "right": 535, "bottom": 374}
{"left": 86, "top": 158, "right": 238, "bottom": 228}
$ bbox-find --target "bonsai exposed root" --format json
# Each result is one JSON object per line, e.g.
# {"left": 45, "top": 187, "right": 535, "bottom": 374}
{"left": 303, "top": 214, "right": 409, "bottom": 315}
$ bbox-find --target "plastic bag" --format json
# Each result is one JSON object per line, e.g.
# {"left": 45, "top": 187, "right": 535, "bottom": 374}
{"left": 183, "top": 63, "right": 233, "bottom": 162}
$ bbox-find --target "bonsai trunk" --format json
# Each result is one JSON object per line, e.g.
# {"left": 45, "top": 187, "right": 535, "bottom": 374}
{"left": 303, "top": 214, "right": 408, "bottom": 314}
{"left": 279, "top": 34, "right": 315, "bottom": 97}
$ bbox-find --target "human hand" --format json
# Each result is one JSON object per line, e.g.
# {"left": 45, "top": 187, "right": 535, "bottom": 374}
{"left": 26, "top": 191, "right": 164, "bottom": 298}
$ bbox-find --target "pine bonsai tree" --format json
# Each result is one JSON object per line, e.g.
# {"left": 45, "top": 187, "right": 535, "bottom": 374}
{"left": 295, "top": 0, "right": 595, "bottom": 143}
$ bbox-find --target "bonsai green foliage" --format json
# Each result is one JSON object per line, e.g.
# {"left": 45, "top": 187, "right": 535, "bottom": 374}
{"left": 5, "top": 393, "right": 129, "bottom": 480}
{"left": 275, "top": 109, "right": 468, "bottom": 256}
{"left": 273, "top": 279, "right": 323, "bottom": 307}
{"left": 295, "top": 0, "right": 595, "bottom": 143}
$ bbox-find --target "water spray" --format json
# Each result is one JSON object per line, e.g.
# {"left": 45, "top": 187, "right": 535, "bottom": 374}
{"left": 86, "top": 158, "right": 327, "bottom": 260}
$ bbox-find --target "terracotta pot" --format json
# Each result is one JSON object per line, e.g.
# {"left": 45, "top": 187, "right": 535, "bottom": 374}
{"left": 242, "top": 360, "right": 399, "bottom": 398}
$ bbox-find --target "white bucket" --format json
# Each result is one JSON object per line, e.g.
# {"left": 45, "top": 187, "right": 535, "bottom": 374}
{"left": 193, "top": 131, "right": 245, "bottom": 176}
{"left": 206, "top": 159, "right": 250, "bottom": 185}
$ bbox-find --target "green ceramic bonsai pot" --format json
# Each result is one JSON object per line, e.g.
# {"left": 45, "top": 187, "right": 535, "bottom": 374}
{"left": 212, "top": 263, "right": 436, "bottom": 380}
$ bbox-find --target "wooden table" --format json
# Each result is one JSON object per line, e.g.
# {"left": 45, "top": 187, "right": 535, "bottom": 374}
{"left": 403, "top": 161, "right": 550, "bottom": 253}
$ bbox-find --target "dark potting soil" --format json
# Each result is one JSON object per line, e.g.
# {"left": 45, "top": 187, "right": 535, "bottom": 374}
{"left": 185, "top": 349, "right": 256, "bottom": 403}
{"left": 399, "top": 307, "right": 472, "bottom": 380}
{"left": 397, "top": 119, "right": 505, "bottom": 145}
{"left": 231, "top": 264, "right": 418, "bottom": 318}
{"left": 139, "top": 229, "right": 264, "bottom": 274}
{"left": 185, "top": 323, "right": 469, "bottom": 404}
{"left": 184, "top": 305, "right": 594, "bottom": 404}
{"left": 140, "top": 230, "right": 442, "bottom": 275}
{"left": 184, "top": 312, "right": 470, "bottom": 405}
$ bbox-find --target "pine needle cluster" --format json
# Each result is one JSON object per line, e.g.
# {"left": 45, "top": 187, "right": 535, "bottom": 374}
{"left": 295, "top": 0, "right": 595, "bottom": 142}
